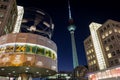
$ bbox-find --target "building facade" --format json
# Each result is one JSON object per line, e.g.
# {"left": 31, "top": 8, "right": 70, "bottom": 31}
{"left": 84, "top": 19, "right": 120, "bottom": 80}
{"left": 84, "top": 36, "right": 99, "bottom": 72}
{"left": 97, "top": 20, "right": 120, "bottom": 68}
{"left": 0, "top": 0, "right": 57, "bottom": 80}
{"left": 0, "top": 0, "right": 18, "bottom": 36}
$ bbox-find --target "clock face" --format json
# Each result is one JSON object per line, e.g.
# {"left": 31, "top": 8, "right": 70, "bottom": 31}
{"left": 20, "top": 8, "right": 54, "bottom": 39}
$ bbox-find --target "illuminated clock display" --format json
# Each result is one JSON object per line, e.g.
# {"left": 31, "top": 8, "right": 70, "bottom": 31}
{"left": 0, "top": 43, "right": 57, "bottom": 60}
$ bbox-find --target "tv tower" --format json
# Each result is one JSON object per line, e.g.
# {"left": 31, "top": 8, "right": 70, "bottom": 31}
{"left": 67, "top": 0, "right": 79, "bottom": 69}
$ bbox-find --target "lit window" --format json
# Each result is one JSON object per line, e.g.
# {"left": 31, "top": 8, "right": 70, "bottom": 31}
{"left": 0, "top": 21, "right": 1, "bottom": 24}
{"left": 91, "top": 49, "right": 94, "bottom": 52}
{"left": 93, "top": 60, "right": 96, "bottom": 64}
{"left": 93, "top": 55, "right": 95, "bottom": 58}
{"left": 119, "top": 59, "right": 120, "bottom": 62}
{"left": 119, "top": 30, "right": 120, "bottom": 33}
{"left": 90, "top": 44, "right": 93, "bottom": 47}
{"left": 109, "top": 30, "right": 112, "bottom": 34}
{"left": 102, "top": 35, "right": 105, "bottom": 39}
{"left": 91, "top": 56, "right": 93, "bottom": 59}
{"left": 105, "top": 32, "right": 108, "bottom": 37}
{"left": 87, "top": 51, "right": 89, "bottom": 55}
{"left": 89, "top": 63, "right": 91, "bottom": 66}
{"left": 0, "top": 12, "right": 4, "bottom": 18}
{"left": 91, "top": 62, "right": 93, "bottom": 65}
{"left": 89, "top": 50, "right": 91, "bottom": 54}
{"left": 114, "top": 29, "right": 117, "bottom": 32}
{"left": 105, "top": 46, "right": 109, "bottom": 51}
{"left": 88, "top": 57, "right": 90, "bottom": 60}
{"left": 108, "top": 53, "right": 112, "bottom": 58}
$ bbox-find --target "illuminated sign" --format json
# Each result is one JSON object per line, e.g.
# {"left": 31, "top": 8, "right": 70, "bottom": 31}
{"left": 15, "top": 45, "right": 26, "bottom": 52}
{"left": 0, "top": 46, "right": 6, "bottom": 53}
{"left": 5, "top": 45, "right": 14, "bottom": 52}
{"left": 26, "top": 45, "right": 36, "bottom": 53}
{"left": 0, "top": 43, "right": 57, "bottom": 60}
{"left": 89, "top": 67, "right": 120, "bottom": 80}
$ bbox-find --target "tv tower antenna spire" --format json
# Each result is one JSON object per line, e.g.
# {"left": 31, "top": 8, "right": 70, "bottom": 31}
{"left": 67, "top": 0, "right": 79, "bottom": 69}
{"left": 68, "top": 0, "right": 72, "bottom": 19}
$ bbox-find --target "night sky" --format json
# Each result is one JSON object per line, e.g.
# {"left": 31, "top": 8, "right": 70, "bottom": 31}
{"left": 16, "top": 0, "right": 120, "bottom": 71}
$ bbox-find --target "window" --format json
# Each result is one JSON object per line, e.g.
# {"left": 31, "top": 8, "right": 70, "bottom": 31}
{"left": 115, "top": 59, "right": 119, "bottom": 64}
{"left": 107, "top": 38, "right": 111, "bottom": 42}
{"left": 0, "top": 0, "right": 9, "bottom": 2}
{"left": 88, "top": 57, "right": 90, "bottom": 60}
{"left": 107, "top": 24, "right": 110, "bottom": 28}
{"left": 105, "top": 32, "right": 108, "bottom": 37}
{"left": 0, "top": 12, "right": 4, "bottom": 18}
{"left": 112, "top": 51, "right": 116, "bottom": 56}
{"left": 109, "top": 45, "right": 113, "bottom": 49}
{"left": 87, "top": 51, "right": 89, "bottom": 55}
{"left": 0, "top": 21, "right": 2, "bottom": 24}
{"left": 100, "top": 29, "right": 103, "bottom": 33}
{"left": 90, "top": 56, "right": 93, "bottom": 59}
{"left": 110, "top": 61, "right": 114, "bottom": 66}
{"left": 0, "top": 4, "right": 7, "bottom": 9}
{"left": 109, "top": 30, "right": 112, "bottom": 34}
{"left": 108, "top": 53, "right": 112, "bottom": 58}
{"left": 91, "top": 61, "right": 93, "bottom": 65}
{"left": 91, "top": 49, "right": 94, "bottom": 52}
{"left": 93, "top": 55, "right": 95, "bottom": 58}
{"left": 90, "top": 44, "right": 93, "bottom": 47}
{"left": 104, "top": 40, "right": 107, "bottom": 44}
{"left": 88, "top": 63, "right": 91, "bottom": 66}
{"left": 116, "top": 50, "right": 120, "bottom": 54}
{"left": 89, "top": 50, "right": 91, "bottom": 54}
{"left": 119, "top": 59, "right": 120, "bottom": 63}
{"left": 102, "top": 35, "right": 105, "bottom": 39}
{"left": 119, "top": 30, "right": 120, "bottom": 33}
{"left": 114, "top": 29, "right": 117, "bottom": 32}
{"left": 117, "top": 35, "right": 120, "bottom": 39}
{"left": 116, "top": 24, "right": 119, "bottom": 27}
{"left": 93, "top": 60, "right": 96, "bottom": 64}
{"left": 111, "top": 36, "right": 115, "bottom": 40}
{"left": 105, "top": 46, "right": 109, "bottom": 51}
{"left": 4, "top": 0, "right": 9, "bottom": 2}
{"left": 112, "top": 23, "right": 115, "bottom": 26}
{"left": 104, "top": 27, "right": 106, "bottom": 31}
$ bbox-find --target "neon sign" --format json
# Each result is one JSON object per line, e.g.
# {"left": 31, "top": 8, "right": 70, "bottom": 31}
{"left": 89, "top": 67, "right": 120, "bottom": 80}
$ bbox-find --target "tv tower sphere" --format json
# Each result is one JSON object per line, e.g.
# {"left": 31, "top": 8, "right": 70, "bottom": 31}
{"left": 68, "top": 24, "right": 76, "bottom": 32}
